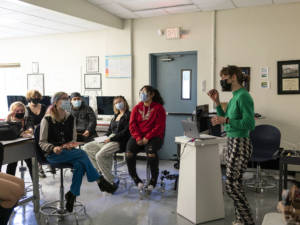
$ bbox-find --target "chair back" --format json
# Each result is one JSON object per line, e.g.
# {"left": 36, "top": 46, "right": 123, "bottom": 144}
{"left": 34, "top": 125, "right": 48, "bottom": 164}
{"left": 250, "top": 124, "right": 281, "bottom": 162}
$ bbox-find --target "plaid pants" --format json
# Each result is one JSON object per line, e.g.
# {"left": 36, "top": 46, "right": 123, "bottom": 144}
{"left": 225, "top": 137, "right": 255, "bottom": 225}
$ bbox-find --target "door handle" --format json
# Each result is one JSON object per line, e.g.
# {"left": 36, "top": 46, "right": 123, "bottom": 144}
{"left": 167, "top": 112, "right": 193, "bottom": 116}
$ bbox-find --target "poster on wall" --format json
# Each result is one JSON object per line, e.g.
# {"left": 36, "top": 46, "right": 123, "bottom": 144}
{"left": 105, "top": 55, "right": 131, "bottom": 78}
{"left": 27, "top": 73, "right": 44, "bottom": 95}
{"left": 84, "top": 73, "right": 102, "bottom": 89}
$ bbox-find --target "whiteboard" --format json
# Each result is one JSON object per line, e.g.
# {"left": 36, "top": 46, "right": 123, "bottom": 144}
{"left": 27, "top": 73, "right": 44, "bottom": 95}
{"left": 105, "top": 55, "right": 131, "bottom": 78}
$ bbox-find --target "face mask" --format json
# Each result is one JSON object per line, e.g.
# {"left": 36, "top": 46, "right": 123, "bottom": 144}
{"left": 15, "top": 113, "right": 25, "bottom": 119}
{"left": 115, "top": 102, "right": 124, "bottom": 111}
{"left": 31, "top": 98, "right": 40, "bottom": 105}
{"left": 140, "top": 92, "right": 148, "bottom": 102}
{"left": 220, "top": 79, "right": 232, "bottom": 91}
{"left": 72, "top": 100, "right": 82, "bottom": 108}
{"left": 60, "top": 100, "right": 71, "bottom": 112}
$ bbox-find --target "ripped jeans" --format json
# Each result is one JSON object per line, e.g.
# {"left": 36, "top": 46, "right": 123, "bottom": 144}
{"left": 125, "top": 137, "right": 163, "bottom": 187}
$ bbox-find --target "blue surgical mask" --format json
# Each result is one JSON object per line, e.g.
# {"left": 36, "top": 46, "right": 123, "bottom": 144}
{"left": 140, "top": 92, "right": 148, "bottom": 102}
{"left": 60, "top": 100, "right": 71, "bottom": 112}
{"left": 72, "top": 100, "right": 82, "bottom": 108}
{"left": 115, "top": 102, "right": 124, "bottom": 111}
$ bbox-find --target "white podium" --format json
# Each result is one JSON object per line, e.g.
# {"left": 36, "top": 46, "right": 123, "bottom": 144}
{"left": 175, "top": 136, "right": 226, "bottom": 224}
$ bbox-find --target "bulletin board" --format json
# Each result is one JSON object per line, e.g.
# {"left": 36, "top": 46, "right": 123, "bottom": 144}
{"left": 105, "top": 55, "right": 131, "bottom": 78}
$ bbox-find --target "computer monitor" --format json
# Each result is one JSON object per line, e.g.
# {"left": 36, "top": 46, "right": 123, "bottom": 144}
{"left": 7, "top": 96, "right": 27, "bottom": 110}
{"left": 96, "top": 96, "right": 114, "bottom": 115}
{"left": 82, "top": 96, "right": 89, "bottom": 106}
{"left": 40, "top": 96, "right": 51, "bottom": 108}
{"left": 195, "top": 104, "right": 209, "bottom": 132}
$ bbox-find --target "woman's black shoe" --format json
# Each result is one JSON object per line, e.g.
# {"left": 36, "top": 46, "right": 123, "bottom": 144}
{"left": 97, "top": 176, "right": 112, "bottom": 192}
{"left": 65, "top": 191, "right": 76, "bottom": 212}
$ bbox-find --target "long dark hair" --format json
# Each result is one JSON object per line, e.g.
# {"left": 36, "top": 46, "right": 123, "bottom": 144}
{"left": 140, "top": 85, "right": 164, "bottom": 105}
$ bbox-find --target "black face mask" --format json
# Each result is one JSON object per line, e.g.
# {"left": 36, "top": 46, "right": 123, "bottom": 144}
{"left": 220, "top": 79, "right": 232, "bottom": 91}
{"left": 15, "top": 113, "right": 25, "bottom": 119}
{"left": 31, "top": 98, "right": 40, "bottom": 105}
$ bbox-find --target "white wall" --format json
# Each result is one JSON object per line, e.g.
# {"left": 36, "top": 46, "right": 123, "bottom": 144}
{"left": 0, "top": 20, "right": 132, "bottom": 118}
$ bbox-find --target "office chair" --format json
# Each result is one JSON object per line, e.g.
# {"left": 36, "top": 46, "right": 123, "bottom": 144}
{"left": 34, "top": 126, "right": 86, "bottom": 225}
{"left": 246, "top": 124, "right": 281, "bottom": 193}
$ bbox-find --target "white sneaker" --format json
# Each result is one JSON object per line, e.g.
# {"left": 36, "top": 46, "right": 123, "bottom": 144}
{"left": 137, "top": 182, "right": 144, "bottom": 191}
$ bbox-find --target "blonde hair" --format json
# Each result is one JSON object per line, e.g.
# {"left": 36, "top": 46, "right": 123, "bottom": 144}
{"left": 10, "top": 101, "right": 25, "bottom": 113}
{"left": 113, "top": 96, "right": 129, "bottom": 114}
{"left": 46, "top": 92, "right": 68, "bottom": 122}
{"left": 26, "top": 90, "right": 42, "bottom": 101}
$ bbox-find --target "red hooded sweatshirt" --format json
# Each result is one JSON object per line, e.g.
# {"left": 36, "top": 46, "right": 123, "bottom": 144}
{"left": 129, "top": 101, "right": 166, "bottom": 141}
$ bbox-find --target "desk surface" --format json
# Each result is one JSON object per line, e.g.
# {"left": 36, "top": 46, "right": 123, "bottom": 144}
{"left": 175, "top": 135, "right": 226, "bottom": 146}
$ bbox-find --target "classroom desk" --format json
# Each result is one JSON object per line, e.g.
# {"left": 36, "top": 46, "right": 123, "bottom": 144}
{"left": 1, "top": 138, "right": 40, "bottom": 214}
{"left": 175, "top": 136, "right": 226, "bottom": 224}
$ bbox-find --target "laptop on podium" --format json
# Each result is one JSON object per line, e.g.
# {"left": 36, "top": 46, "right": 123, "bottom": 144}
{"left": 181, "top": 120, "right": 216, "bottom": 140}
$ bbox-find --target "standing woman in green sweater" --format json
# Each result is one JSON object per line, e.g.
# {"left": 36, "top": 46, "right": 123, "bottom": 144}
{"left": 208, "top": 65, "right": 255, "bottom": 225}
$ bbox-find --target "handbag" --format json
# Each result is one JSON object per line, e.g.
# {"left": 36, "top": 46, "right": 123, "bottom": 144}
{"left": 0, "top": 121, "right": 22, "bottom": 141}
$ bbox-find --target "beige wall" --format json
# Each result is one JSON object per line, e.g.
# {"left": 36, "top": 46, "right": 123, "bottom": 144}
{"left": 216, "top": 3, "right": 300, "bottom": 149}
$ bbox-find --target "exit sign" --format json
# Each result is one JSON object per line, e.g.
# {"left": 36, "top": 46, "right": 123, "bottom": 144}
{"left": 166, "top": 27, "right": 180, "bottom": 40}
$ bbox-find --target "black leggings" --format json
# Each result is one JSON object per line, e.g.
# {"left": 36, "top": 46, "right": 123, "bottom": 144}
{"left": 0, "top": 205, "right": 15, "bottom": 225}
{"left": 6, "top": 159, "right": 33, "bottom": 180}
{"left": 126, "top": 137, "right": 162, "bottom": 187}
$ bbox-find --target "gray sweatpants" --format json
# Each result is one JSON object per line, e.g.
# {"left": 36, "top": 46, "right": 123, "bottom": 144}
{"left": 82, "top": 137, "right": 119, "bottom": 184}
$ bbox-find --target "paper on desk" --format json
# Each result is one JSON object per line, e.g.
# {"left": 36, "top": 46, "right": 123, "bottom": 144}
{"left": 1, "top": 137, "right": 34, "bottom": 146}
{"left": 94, "top": 136, "right": 109, "bottom": 143}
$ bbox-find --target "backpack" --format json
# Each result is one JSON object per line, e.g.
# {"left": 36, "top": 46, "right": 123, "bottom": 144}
{"left": 0, "top": 121, "right": 22, "bottom": 141}
{"left": 278, "top": 184, "right": 300, "bottom": 224}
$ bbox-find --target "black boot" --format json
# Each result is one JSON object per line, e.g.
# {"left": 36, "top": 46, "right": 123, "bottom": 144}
{"left": 65, "top": 191, "right": 76, "bottom": 213}
{"left": 0, "top": 205, "right": 14, "bottom": 225}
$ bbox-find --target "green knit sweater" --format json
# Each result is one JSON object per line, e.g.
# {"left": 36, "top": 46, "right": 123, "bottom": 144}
{"left": 216, "top": 88, "right": 255, "bottom": 138}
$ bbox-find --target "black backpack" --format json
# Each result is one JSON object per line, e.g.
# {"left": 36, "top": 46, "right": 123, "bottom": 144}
{"left": 0, "top": 121, "right": 22, "bottom": 141}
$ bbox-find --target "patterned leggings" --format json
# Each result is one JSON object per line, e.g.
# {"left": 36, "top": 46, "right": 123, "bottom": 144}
{"left": 225, "top": 137, "right": 255, "bottom": 225}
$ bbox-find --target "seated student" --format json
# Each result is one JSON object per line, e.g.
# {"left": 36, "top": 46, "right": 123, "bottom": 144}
{"left": 83, "top": 96, "right": 131, "bottom": 194}
{"left": 126, "top": 85, "right": 166, "bottom": 191}
{"left": 26, "top": 89, "right": 48, "bottom": 178}
{"left": 70, "top": 92, "right": 97, "bottom": 142}
{"left": 0, "top": 172, "right": 24, "bottom": 225}
{"left": 39, "top": 92, "right": 109, "bottom": 212}
{"left": 6, "top": 102, "right": 34, "bottom": 179}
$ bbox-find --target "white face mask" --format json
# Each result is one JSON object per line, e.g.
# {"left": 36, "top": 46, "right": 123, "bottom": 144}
{"left": 60, "top": 100, "right": 71, "bottom": 112}
{"left": 72, "top": 100, "right": 82, "bottom": 108}
{"left": 115, "top": 102, "right": 124, "bottom": 111}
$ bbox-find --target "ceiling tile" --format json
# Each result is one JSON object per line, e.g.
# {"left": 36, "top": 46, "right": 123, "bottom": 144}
{"left": 192, "top": 0, "right": 235, "bottom": 11}
{"left": 120, "top": 0, "right": 193, "bottom": 11}
{"left": 165, "top": 4, "right": 200, "bottom": 13}
{"left": 232, "top": 0, "right": 272, "bottom": 7}
{"left": 99, "top": 3, "right": 139, "bottom": 18}
{"left": 134, "top": 8, "right": 168, "bottom": 17}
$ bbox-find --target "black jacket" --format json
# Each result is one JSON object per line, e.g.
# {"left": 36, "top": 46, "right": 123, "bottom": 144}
{"left": 71, "top": 102, "right": 97, "bottom": 137}
{"left": 105, "top": 111, "right": 131, "bottom": 153}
